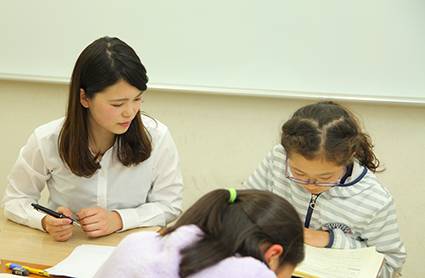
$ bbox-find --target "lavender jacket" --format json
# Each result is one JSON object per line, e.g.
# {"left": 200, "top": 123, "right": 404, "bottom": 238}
{"left": 94, "top": 224, "right": 276, "bottom": 278}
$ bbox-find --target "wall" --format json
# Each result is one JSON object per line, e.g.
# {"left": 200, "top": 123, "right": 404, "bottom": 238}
{"left": 0, "top": 80, "right": 424, "bottom": 277}
{"left": 3, "top": 1, "right": 425, "bottom": 103}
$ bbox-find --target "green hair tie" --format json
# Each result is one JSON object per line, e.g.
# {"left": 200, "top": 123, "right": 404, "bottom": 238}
{"left": 227, "top": 188, "right": 237, "bottom": 203}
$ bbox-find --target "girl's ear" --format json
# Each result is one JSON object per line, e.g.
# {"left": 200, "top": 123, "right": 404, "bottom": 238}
{"left": 264, "top": 244, "right": 284, "bottom": 271}
{"left": 80, "top": 89, "right": 90, "bottom": 108}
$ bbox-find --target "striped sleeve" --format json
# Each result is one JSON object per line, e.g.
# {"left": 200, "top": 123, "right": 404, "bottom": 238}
{"left": 362, "top": 199, "right": 406, "bottom": 278}
{"left": 243, "top": 150, "right": 275, "bottom": 191}
{"left": 330, "top": 198, "right": 406, "bottom": 278}
{"left": 330, "top": 228, "right": 368, "bottom": 249}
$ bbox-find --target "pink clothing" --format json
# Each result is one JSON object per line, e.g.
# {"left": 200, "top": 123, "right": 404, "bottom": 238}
{"left": 94, "top": 225, "right": 276, "bottom": 277}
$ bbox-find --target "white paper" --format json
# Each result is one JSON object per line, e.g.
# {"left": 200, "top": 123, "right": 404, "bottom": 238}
{"left": 46, "top": 244, "right": 115, "bottom": 278}
{"left": 295, "top": 245, "right": 384, "bottom": 278}
{"left": 0, "top": 274, "right": 19, "bottom": 277}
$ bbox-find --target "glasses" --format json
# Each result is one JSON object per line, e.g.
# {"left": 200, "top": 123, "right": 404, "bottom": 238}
{"left": 284, "top": 159, "right": 343, "bottom": 187}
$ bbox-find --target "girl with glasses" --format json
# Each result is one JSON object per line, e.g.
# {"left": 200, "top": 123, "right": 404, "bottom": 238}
{"left": 244, "top": 101, "right": 406, "bottom": 278}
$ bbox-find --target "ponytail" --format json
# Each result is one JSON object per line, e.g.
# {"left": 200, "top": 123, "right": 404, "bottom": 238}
{"left": 162, "top": 189, "right": 304, "bottom": 277}
{"left": 353, "top": 132, "right": 381, "bottom": 172}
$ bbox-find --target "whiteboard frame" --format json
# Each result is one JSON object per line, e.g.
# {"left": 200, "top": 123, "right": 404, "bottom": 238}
{"left": 1, "top": 73, "right": 424, "bottom": 106}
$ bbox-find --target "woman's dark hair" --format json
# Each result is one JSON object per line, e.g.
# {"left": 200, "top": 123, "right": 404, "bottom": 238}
{"left": 281, "top": 101, "right": 380, "bottom": 172}
{"left": 162, "top": 189, "right": 304, "bottom": 277}
{"left": 59, "top": 36, "right": 151, "bottom": 177}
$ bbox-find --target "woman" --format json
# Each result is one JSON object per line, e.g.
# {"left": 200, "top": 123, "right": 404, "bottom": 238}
{"left": 2, "top": 37, "right": 182, "bottom": 241}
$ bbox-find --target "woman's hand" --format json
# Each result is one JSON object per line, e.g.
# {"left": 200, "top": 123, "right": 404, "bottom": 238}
{"left": 41, "top": 207, "right": 74, "bottom": 241}
{"left": 303, "top": 227, "right": 330, "bottom": 248}
{"left": 77, "top": 207, "right": 123, "bottom": 238}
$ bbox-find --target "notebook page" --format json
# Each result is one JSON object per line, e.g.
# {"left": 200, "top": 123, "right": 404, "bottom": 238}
{"left": 295, "top": 245, "right": 384, "bottom": 278}
{"left": 46, "top": 244, "right": 115, "bottom": 278}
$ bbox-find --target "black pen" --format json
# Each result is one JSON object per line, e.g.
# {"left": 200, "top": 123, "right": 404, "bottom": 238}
{"left": 31, "top": 203, "right": 80, "bottom": 226}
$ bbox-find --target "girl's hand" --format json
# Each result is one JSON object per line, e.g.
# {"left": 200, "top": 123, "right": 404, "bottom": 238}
{"left": 41, "top": 207, "right": 74, "bottom": 241}
{"left": 303, "top": 227, "right": 330, "bottom": 248}
{"left": 77, "top": 207, "right": 123, "bottom": 238}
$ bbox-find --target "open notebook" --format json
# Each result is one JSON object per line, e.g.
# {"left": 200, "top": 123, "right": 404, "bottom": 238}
{"left": 293, "top": 245, "right": 384, "bottom": 278}
{"left": 46, "top": 245, "right": 115, "bottom": 278}
{"left": 45, "top": 244, "right": 384, "bottom": 278}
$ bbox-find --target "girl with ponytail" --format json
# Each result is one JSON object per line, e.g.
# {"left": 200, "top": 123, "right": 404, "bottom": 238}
{"left": 245, "top": 101, "right": 406, "bottom": 278}
{"left": 95, "top": 189, "right": 305, "bottom": 278}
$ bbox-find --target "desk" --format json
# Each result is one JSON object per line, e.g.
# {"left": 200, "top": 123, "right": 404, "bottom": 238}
{"left": 0, "top": 210, "right": 159, "bottom": 266}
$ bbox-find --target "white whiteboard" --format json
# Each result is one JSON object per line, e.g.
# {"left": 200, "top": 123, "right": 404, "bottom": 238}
{"left": 1, "top": 0, "right": 425, "bottom": 104}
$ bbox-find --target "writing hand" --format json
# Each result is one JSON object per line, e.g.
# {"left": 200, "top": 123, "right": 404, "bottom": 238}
{"left": 41, "top": 207, "right": 74, "bottom": 241}
{"left": 77, "top": 207, "right": 123, "bottom": 238}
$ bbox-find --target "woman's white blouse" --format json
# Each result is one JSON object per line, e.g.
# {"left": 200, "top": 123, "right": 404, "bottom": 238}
{"left": 2, "top": 116, "right": 183, "bottom": 232}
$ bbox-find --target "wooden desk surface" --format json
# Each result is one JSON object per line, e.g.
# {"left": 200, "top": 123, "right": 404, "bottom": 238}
{"left": 0, "top": 209, "right": 159, "bottom": 266}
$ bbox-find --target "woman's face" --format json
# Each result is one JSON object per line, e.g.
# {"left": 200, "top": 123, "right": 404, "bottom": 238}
{"left": 81, "top": 79, "right": 143, "bottom": 138}
{"left": 287, "top": 152, "right": 346, "bottom": 195}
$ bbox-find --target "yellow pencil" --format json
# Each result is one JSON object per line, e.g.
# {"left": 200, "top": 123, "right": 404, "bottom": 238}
{"left": 6, "top": 262, "right": 50, "bottom": 277}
